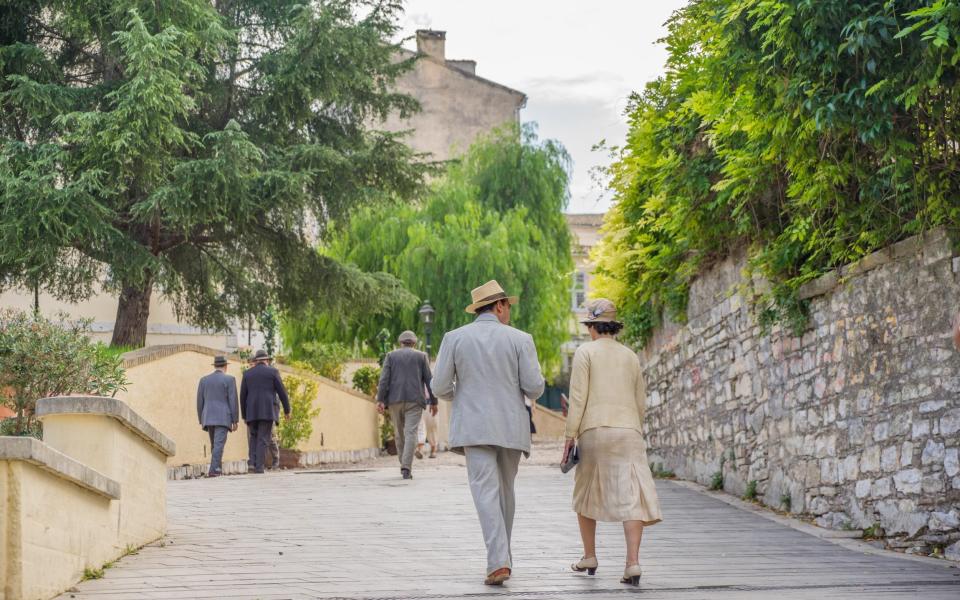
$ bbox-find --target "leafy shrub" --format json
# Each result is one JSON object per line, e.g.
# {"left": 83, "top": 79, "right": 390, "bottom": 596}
{"left": 0, "top": 310, "right": 128, "bottom": 435}
{"left": 352, "top": 365, "right": 381, "bottom": 397}
{"left": 276, "top": 375, "right": 320, "bottom": 450}
{"left": 709, "top": 471, "right": 724, "bottom": 491}
{"left": 744, "top": 480, "right": 758, "bottom": 501}
{"left": 593, "top": 1, "right": 960, "bottom": 344}
{"left": 299, "top": 341, "right": 351, "bottom": 382}
{"left": 379, "top": 413, "right": 395, "bottom": 446}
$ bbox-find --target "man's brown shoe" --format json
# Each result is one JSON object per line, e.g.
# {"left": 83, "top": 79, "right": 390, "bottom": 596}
{"left": 484, "top": 567, "right": 511, "bottom": 586}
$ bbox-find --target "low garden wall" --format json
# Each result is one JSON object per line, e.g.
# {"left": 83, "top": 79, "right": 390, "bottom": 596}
{"left": 1, "top": 396, "right": 174, "bottom": 600}
{"left": 119, "top": 345, "right": 379, "bottom": 478}
{"left": 642, "top": 228, "right": 960, "bottom": 557}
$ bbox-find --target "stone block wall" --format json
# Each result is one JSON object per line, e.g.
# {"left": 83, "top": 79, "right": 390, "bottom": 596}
{"left": 643, "top": 229, "right": 960, "bottom": 557}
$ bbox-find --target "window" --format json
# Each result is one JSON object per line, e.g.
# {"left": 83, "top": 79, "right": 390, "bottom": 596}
{"left": 571, "top": 270, "right": 587, "bottom": 310}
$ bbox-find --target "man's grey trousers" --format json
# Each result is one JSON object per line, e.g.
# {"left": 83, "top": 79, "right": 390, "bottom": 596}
{"left": 207, "top": 426, "right": 229, "bottom": 475}
{"left": 464, "top": 445, "right": 522, "bottom": 574}
{"left": 389, "top": 402, "right": 423, "bottom": 471}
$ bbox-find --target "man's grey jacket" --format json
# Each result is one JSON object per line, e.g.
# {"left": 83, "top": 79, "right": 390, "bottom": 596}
{"left": 377, "top": 347, "right": 437, "bottom": 407}
{"left": 431, "top": 313, "right": 545, "bottom": 455}
{"left": 197, "top": 370, "right": 239, "bottom": 430}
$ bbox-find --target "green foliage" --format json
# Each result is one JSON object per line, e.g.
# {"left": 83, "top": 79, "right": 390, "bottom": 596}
{"left": 288, "top": 125, "right": 574, "bottom": 375}
{"left": 0, "top": 0, "right": 426, "bottom": 346}
{"left": 650, "top": 462, "right": 676, "bottom": 479}
{"left": 0, "top": 309, "right": 128, "bottom": 435}
{"left": 379, "top": 413, "right": 395, "bottom": 445}
{"left": 594, "top": 0, "right": 960, "bottom": 344}
{"left": 709, "top": 471, "right": 724, "bottom": 491}
{"left": 351, "top": 365, "right": 381, "bottom": 397}
{"left": 780, "top": 493, "right": 792, "bottom": 512}
{"left": 744, "top": 480, "right": 759, "bottom": 501}
{"left": 293, "top": 342, "right": 351, "bottom": 382}
{"left": 862, "top": 523, "right": 884, "bottom": 539}
{"left": 276, "top": 375, "right": 320, "bottom": 450}
{"left": 259, "top": 307, "right": 279, "bottom": 358}
{"left": 82, "top": 567, "right": 105, "bottom": 581}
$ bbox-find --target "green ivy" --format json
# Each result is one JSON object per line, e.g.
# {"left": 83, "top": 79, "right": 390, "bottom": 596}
{"left": 594, "top": 0, "right": 960, "bottom": 344}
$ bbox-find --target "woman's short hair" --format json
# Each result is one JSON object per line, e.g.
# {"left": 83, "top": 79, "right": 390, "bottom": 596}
{"left": 588, "top": 321, "right": 624, "bottom": 335}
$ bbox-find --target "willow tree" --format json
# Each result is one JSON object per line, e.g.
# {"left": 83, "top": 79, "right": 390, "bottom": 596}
{"left": 286, "top": 125, "right": 574, "bottom": 374}
{"left": 0, "top": 0, "right": 424, "bottom": 346}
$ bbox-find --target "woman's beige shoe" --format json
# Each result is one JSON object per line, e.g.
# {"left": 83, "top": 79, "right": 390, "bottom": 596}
{"left": 621, "top": 564, "right": 642, "bottom": 586}
{"left": 571, "top": 556, "right": 598, "bottom": 575}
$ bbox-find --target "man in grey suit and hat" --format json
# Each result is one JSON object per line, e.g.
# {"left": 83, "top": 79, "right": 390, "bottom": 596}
{"left": 197, "top": 355, "right": 239, "bottom": 477}
{"left": 431, "top": 280, "right": 545, "bottom": 586}
{"left": 377, "top": 330, "right": 437, "bottom": 479}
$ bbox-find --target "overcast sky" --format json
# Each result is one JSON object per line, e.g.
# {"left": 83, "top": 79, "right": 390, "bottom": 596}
{"left": 396, "top": 1, "right": 689, "bottom": 214}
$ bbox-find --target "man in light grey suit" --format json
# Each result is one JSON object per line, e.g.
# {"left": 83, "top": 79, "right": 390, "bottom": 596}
{"left": 197, "top": 355, "right": 239, "bottom": 477}
{"left": 431, "top": 280, "right": 545, "bottom": 586}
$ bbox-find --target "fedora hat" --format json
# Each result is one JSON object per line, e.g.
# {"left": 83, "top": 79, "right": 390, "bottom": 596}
{"left": 581, "top": 298, "right": 619, "bottom": 324}
{"left": 212, "top": 355, "right": 228, "bottom": 367}
{"left": 465, "top": 280, "right": 519, "bottom": 314}
{"left": 251, "top": 349, "right": 272, "bottom": 362}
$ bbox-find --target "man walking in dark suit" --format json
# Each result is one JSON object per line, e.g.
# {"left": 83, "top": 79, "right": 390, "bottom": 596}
{"left": 377, "top": 330, "right": 437, "bottom": 480}
{"left": 241, "top": 349, "right": 291, "bottom": 473}
{"left": 197, "top": 355, "right": 239, "bottom": 477}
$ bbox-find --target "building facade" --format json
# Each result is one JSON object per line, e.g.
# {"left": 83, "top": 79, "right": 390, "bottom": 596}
{"left": 561, "top": 214, "right": 605, "bottom": 371}
{"left": 0, "top": 30, "right": 526, "bottom": 351}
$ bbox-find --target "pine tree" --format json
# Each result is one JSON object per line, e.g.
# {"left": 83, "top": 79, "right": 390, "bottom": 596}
{"left": 0, "top": 0, "right": 424, "bottom": 346}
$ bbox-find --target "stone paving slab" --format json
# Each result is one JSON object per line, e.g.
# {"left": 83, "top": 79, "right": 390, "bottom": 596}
{"left": 58, "top": 461, "right": 960, "bottom": 600}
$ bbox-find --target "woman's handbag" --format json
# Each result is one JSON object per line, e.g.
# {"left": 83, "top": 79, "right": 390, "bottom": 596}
{"left": 560, "top": 444, "right": 580, "bottom": 473}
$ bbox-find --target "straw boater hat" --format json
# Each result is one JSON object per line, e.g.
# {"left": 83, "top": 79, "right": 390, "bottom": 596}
{"left": 465, "top": 280, "right": 519, "bottom": 314}
{"left": 398, "top": 330, "right": 418, "bottom": 344}
{"left": 581, "top": 298, "right": 619, "bottom": 324}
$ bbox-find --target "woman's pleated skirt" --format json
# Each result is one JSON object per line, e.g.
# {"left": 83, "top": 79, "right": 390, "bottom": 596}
{"left": 573, "top": 427, "right": 663, "bottom": 524}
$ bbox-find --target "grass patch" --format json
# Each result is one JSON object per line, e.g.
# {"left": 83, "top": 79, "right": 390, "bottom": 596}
{"left": 862, "top": 523, "right": 884, "bottom": 540}
{"left": 743, "top": 480, "right": 758, "bottom": 501}
{"left": 650, "top": 462, "right": 676, "bottom": 479}
{"left": 82, "top": 567, "right": 104, "bottom": 580}
{"left": 709, "top": 471, "right": 724, "bottom": 491}
{"left": 780, "top": 493, "right": 792, "bottom": 511}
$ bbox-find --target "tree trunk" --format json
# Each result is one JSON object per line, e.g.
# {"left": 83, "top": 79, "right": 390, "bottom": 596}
{"left": 111, "top": 276, "right": 153, "bottom": 347}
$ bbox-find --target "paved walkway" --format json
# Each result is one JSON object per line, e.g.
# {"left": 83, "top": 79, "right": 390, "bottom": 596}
{"left": 61, "top": 458, "right": 959, "bottom": 600}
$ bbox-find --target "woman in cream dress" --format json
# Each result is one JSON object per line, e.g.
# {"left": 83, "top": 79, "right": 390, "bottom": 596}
{"left": 562, "top": 299, "right": 662, "bottom": 585}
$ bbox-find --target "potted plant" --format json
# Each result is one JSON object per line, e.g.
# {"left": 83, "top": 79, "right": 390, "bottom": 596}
{"left": 380, "top": 413, "right": 397, "bottom": 455}
{"left": 276, "top": 374, "right": 321, "bottom": 468}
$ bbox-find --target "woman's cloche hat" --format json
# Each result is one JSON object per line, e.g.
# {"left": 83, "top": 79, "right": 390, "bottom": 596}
{"left": 581, "top": 298, "right": 619, "bottom": 324}
{"left": 465, "top": 280, "right": 519, "bottom": 314}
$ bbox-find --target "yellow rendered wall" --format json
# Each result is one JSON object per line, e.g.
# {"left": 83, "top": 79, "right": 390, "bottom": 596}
{"left": 2, "top": 461, "right": 117, "bottom": 600}
{"left": 118, "top": 352, "right": 249, "bottom": 466}
{"left": 119, "top": 351, "right": 379, "bottom": 467}
{"left": 41, "top": 414, "right": 168, "bottom": 546}
{"left": 300, "top": 379, "right": 378, "bottom": 452}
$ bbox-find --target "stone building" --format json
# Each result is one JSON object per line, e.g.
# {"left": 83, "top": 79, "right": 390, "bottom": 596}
{"left": 0, "top": 30, "right": 526, "bottom": 350}
{"left": 383, "top": 30, "right": 527, "bottom": 162}
{"left": 559, "top": 213, "right": 605, "bottom": 379}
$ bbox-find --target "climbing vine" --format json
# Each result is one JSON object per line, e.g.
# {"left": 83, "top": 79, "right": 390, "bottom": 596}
{"left": 593, "top": 0, "right": 960, "bottom": 344}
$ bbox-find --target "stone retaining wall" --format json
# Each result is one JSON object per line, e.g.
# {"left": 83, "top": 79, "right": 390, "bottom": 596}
{"left": 643, "top": 228, "right": 960, "bottom": 558}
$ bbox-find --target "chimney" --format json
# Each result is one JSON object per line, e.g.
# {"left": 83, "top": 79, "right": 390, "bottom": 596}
{"left": 416, "top": 29, "right": 446, "bottom": 61}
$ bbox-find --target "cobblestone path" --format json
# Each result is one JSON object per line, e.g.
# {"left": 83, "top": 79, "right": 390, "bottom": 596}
{"left": 60, "top": 459, "right": 959, "bottom": 599}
